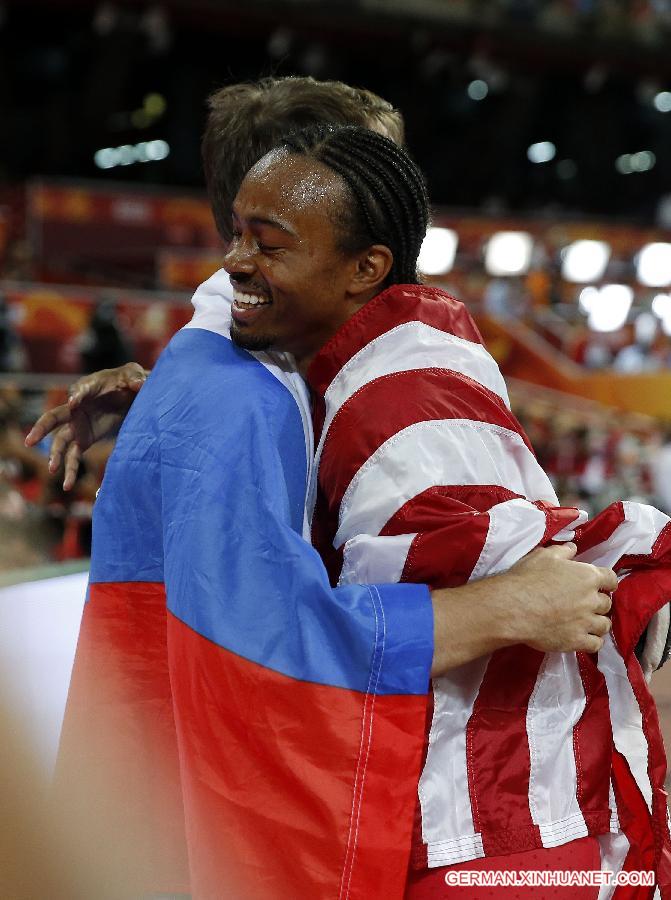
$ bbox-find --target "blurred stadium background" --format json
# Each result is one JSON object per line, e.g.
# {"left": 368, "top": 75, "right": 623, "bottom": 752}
{"left": 3, "top": 0, "right": 671, "bottom": 818}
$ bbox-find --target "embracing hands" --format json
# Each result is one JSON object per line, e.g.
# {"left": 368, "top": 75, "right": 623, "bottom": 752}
{"left": 504, "top": 542, "right": 617, "bottom": 655}
{"left": 24, "top": 362, "right": 148, "bottom": 489}
{"left": 430, "top": 542, "right": 618, "bottom": 676}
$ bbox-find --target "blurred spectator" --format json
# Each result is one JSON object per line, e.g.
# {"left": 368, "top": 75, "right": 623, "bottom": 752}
{"left": 651, "top": 426, "right": 671, "bottom": 515}
{"left": 483, "top": 276, "right": 530, "bottom": 321}
{"left": 514, "top": 394, "right": 660, "bottom": 517}
{"left": 613, "top": 341, "right": 662, "bottom": 373}
{"left": 0, "top": 384, "right": 113, "bottom": 569}
{"left": 613, "top": 312, "right": 662, "bottom": 373}
{"left": 2, "top": 239, "right": 35, "bottom": 282}
{"left": 0, "top": 388, "right": 48, "bottom": 497}
{"left": 78, "top": 301, "right": 133, "bottom": 374}
{"left": 0, "top": 393, "right": 52, "bottom": 569}
{"left": 0, "top": 291, "right": 25, "bottom": 372}
{"left": 566, "top": 327, "right": 615, "bottom": 369}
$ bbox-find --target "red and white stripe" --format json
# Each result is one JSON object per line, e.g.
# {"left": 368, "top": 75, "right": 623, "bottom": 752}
{"left": 307, "top": 284, "right": 671, "bottom": 892}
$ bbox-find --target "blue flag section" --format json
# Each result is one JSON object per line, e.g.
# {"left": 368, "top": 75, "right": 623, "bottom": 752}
{"left": 56, "top": 325, "right": 434, "bottom": 899}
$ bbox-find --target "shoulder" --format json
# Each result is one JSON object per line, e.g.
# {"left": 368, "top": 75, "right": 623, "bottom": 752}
{"left": 138, "top": 328, "right": 302, "bottom": 463}
{"left": 158, "top": 328, "right": 296, "bottom": 410}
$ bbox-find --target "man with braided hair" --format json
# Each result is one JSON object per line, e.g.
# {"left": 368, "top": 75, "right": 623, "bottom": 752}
{"left": 223, "top": 123, "right": 671, "bottom": 899}
{"left": 37, "top": 81, "right": 626, "bottom": 899}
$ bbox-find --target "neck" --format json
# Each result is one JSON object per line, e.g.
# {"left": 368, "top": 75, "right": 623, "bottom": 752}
{"left": 295, "top": 288, "right": 383, "bottom": 378}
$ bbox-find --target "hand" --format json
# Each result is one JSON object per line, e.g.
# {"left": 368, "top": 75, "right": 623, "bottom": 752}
{"left": 504, "top": 542, "right": 617, "bottom": 654}
{"left": 430, "top": 542, "right": 617, "bottom": 676}
{"left": 24, "top": 363, "right": 148, "bottom": 490}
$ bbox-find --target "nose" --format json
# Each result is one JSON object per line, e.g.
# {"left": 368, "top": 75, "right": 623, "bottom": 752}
{"left": 223, "top": 235, "right": 256, "bottom": 280}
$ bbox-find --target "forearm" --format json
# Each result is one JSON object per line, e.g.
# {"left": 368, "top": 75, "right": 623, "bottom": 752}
{"left": 430, "top": 575, "right": 513, "bottom": 676}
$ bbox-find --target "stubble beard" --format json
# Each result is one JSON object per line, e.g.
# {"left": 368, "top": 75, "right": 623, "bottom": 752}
{"left": 230, "top": 322, "right": 275, "bottom": 353}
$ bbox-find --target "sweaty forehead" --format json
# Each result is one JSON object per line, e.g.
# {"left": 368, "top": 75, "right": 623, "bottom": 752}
{"left": 236, "top": 148, "right": 348, "bottom": 220}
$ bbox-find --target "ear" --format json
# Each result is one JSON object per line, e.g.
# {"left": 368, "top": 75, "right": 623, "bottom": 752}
{"left": 347, "top": 244, "right": 394, "bottom": 297}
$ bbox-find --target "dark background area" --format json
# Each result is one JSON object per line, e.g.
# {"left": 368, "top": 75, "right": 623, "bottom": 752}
{"left": 1, "top": 0, "right": 671, "bottom": 222}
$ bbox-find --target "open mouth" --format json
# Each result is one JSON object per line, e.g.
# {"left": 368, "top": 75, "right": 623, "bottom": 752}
{"left": 232, "top": 289, "right": 272, "bottom": 310}
{"left": 231, "top": 289, "right": 273, "bottom": 325}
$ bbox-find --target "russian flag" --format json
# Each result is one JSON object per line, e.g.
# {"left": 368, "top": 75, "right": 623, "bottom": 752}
{"left": 55, "top": 326, "right": 433, "bottom": 899}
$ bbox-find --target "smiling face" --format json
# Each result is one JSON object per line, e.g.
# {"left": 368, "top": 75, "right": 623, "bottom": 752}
{"left": 223, "top": 148, "right": 390, "bottom": 372}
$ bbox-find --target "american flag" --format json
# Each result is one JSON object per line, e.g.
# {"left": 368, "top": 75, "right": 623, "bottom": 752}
{"left": 306, "top": 283, "right": 671, "bottom": 896}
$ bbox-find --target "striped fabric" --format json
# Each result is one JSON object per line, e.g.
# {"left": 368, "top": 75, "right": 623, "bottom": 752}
{"left": 307, "top": 284, "right": 671, "bottom": 896}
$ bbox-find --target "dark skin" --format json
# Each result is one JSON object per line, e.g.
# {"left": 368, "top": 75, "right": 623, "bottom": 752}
{"left": 25, "top": 362, "right": 147, "bottom": 491}
{"left": 224, "top": 148, "right": 392, "bottom": 375}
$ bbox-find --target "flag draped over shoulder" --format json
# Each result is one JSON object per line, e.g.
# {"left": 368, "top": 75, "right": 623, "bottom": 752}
{"left": 306, "top": 283, "right": 671, "bottom": 898}
{"left": 56, "top": 309, "right": 434, "bottom": 900}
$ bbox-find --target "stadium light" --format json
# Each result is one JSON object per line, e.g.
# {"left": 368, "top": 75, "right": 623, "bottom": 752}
{"left": 146, "top": 139, "right": 170, "bottom": 161}
{"left": 616, "top": 151, "right": 656, "bottom": 174}
{"left": 654, "top": 91, "right": 671, "bottom": 112}
{"left": 652, "top": 293, "right": 671, "bottom": 321}
{"left": 616, "top": 155, "right": 633, "bottom": 175}
{"left": 578, "top": 286, "right": 599, "bottom": 314}
{"left": 636, "top": 242, "right": 671, "bottom": 287}
{"left": 467, "top": 80, "right": 488, "bottom": 101}
{"left": 93, "top": 140, "right": 170, "bottom": 169}
{"left": 656, "top": 295, "right": 671, "bottom": 335}
{"left": 117, "top": 145, "right": 135, "bottom": 166}
{"left": 418, "top": 227, "right": 458, "bottom": 275}
{"left": 631, "top": 150, "right": 656, "bottom": 172}
{"left": 484, "top": 231, "right": 533, "bottom": 277}
{"left": 93, "top": 147, "right": 119, "bottom": 169}
{"left": 587, "top": 284, "right": 633, "bottom": 332}
{"left": 527, "top": 141, "right": 556, "bottom": 164}
{"left": 562, "top": 240, "right": 610, "bottom": 283}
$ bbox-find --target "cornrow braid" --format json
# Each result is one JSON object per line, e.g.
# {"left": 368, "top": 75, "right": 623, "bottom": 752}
{"left": 279, "top": 124, "right": 429, "bottom": 285}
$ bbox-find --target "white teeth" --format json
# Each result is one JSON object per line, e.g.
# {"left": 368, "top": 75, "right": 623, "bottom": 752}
{"left": 233, "top": 290, "right": 271, "bottom": 308}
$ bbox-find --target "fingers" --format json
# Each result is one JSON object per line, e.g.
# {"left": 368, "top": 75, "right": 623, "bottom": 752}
{"left": 595, "top": 591, "right": 612, "bottom": 615}
{"left": 570, "top": 612, "right": 611, "bottom": 655}
{"left": 68, "top": 364, "right": 147, "bottom": 409}
{"left": 595, "top": 565, "right": 619, "bottom": 594}
{"left": 62, "top": 441, "right": 82, "bottom": 491}
{"left": 48, "top": 424, "right": 75, "bottom": 474}
{"left": 588, "top": 614, "right": 612, "bottom": 638}
{"left": 126, "top": 376, "right": 146, "bottom": 394}
{"left": 68, "top": 376, "right": 102, "bottom": 410}
{"left": 115, "top": 372, "right": 146, "bottom": 395}
{"left": 580, "top": 633, "right": 605, "bottom": 654}
{"left": 121, "top": 363, "right": 149, "bottom": 393}
{"left": 25, "top": 404, "right": 71, "bottom": 446}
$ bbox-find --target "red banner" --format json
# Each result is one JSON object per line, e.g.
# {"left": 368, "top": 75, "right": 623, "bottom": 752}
{"left": 27, "top": 181, "right": 220, "bottom": 278}
{"left": 157, "top": 249, "right": 224, "bottom": 290}
{"left": 5, "top": 283, "right": 191, "bottom": 373}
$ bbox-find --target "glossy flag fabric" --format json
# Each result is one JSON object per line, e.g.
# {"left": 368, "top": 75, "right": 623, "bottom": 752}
{"left": 306, "top": 283, "right": 671, "bottom": 898}
{"left": 55, "top": 271, "right": 435, "bottom": 900}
